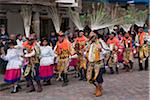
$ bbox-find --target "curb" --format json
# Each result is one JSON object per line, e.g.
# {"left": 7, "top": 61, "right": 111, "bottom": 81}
{"left": 0, "top": 82, "right": 11, "bottom": 91}
{"left": 0, "top": 80, "right": 25, "bottom": 91}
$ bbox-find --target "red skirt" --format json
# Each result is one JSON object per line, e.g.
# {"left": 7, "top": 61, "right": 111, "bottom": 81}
{"left": 4, "top": 69, "right": 21, "bottom": 84}
{"left": 69, "top": 58, "right": 79, "bottom": 67}
{"left": 118, "top": 53, "right": 123, "bottom": 63}
{"left": 39, "top": 65, "right": 54, "bottom": 80}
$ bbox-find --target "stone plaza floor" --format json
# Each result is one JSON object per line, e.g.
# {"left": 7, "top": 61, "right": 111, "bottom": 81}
{"left": 0, "top": 59, "right": 149, "bottom": 100}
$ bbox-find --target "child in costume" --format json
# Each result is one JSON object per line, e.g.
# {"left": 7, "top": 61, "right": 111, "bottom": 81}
{"left": 1, "top": 41, "right": 22, "bottom": 93}
{"left": 39, "top": 38, "right": 56, "bottom": 85}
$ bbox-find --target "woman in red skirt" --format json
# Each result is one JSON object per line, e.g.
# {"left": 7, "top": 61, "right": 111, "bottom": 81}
{"left": 39, "top": 39, "right": 56, "bottom": 85}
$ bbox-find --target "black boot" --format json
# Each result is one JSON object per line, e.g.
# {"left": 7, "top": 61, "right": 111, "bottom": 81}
{"left": 36, "top": 80, "right": 43, "bottom": 92}
{"left": 116, "top": 66, "right": 119, "bottom": 74}
{"left": 79, "top": 68, "right": 83, "bottom": 80}
{"left": 26, "top": 82, "right": 30, "bottom": 87}
{"left": 44, "top": 79, "right": 52, "bottom": 86}
{"left": 122, "top": 64, "right": 126, "bottom": 70}
{"left": 139, "top": 58, "right": 143, "bottom": 71}
{"left": 129, "top": 61, "right": 133, "bottom": 71}
{"left": 26, "top": 80, "right": 35, "bottom": 93}
{"left": 139, "top": 63, "right": 143, "bottom": 71}
{"left": 109, "top": 67, "right": 114, "bottom": 74}
{"left": 82, "top": 69, "right": 87, "bottom": 81}
{"left": 62, "top": 73, "right": 68, "bottom": 87}
{"left": 66, "top": 74, "right": 69, "bottom": 82}
{"left": 145, "top": 58, "right": 149, "bottom": 71}
{"left": 11, "top": 85, "right": 19, "bottom": 93}
{"left": 125, "top": 64, "right": 129, "bottom": 72}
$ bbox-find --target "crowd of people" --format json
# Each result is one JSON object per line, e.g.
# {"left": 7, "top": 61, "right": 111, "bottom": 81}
{"left": 0, "top": 23, "right": 149, "bottom": 97}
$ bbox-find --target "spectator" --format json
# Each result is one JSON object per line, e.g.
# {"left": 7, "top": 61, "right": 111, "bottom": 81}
{"left": 16, "top": 34, "right": 23, "bottom": 46}
{"left": 0, "top": 40, "right": 8, "bottom": 74}
{"left": 0, "top": 25, "right": 9, "bottom": 41}
{"left": 113, "top": 25, "right": 126, "bottom": 36}
{"left": 64, "top": 27, "right": 71, "bottom": 36}
{"left": 143, "top": 23, "right": 148, "bottom": 33}
{"left": 68, "top": 33, "right": 74, "bottom": 43}
{"left": 9, "top": 34, "right": 17, "bottom": 45}
{"left": 73, "top": 29, "right": 79, "bottom": 39}
{"left": 48, "top": 32, "right": 58, "bottom": 49}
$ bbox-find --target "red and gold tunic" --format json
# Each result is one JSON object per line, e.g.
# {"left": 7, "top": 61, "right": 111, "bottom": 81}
{"left": 137, "top": 32, "right": 149, "bottom": 62}
{"left": 107, "top": 37, "right": 119, "bottom": 49}
{"left": 74, "top": 35, "right": 88, "bottom": 69}
{"left": 75, "top": 35, "right": 88, "bottom": 53}
{"left": 106, "top": 37, "right": 119, "bottom": 67}
{"left": 55, "top": 39, "right": 74, "bottom": 72}
{"left": 122, "top": 36, "right": 133, "bottom": 64}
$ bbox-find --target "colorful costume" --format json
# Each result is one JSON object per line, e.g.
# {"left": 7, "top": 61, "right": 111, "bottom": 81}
{"left": 86, "top": 40, "right": 103, "bottom": 81}
{"left": 22, "top": 40, "right": 42, "bottom": 92}
{"left": 75, "top": 35, "right": 88, "bottom": 80}
{"left": 39, "top": 46, "right": 56, "bottom": 80}
{"left": 1, "top": 48, "right": 22, "bottom": 84}
{"left": 136, "top": 32, "right": 149, "bottom": 70}
{"left": 86, "top": 36, "right": 105, "bottom": 97}
{"left": 122, "top": 35, "right": 133, "bottom": 71}
{"left": 117, "top": 45, "right": 124, "bottom": 63}
{"left": 55, "top": 38, "right": 74, "bottom": 86}
{"left": 106, "top": 37, "right": 119, "bottom": 74}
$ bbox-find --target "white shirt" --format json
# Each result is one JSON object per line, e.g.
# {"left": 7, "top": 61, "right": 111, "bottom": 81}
{"left": 40, "top": 46, "right": 56, "bottom": 66}
{"left": 2, "top": 48, "right": 23, "bottom": 70}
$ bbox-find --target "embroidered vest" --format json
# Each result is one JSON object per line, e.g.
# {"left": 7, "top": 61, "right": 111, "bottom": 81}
{"left": 87, "top": 41, "right": 100, "bottom": 62}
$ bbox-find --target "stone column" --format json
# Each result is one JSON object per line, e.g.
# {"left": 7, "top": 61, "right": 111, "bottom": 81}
{"left": 33, "top": 11, "right": 40, "bottom": 38}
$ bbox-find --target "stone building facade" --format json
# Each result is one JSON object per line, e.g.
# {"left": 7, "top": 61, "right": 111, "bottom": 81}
{"left": 0, "top": 0, "right": 81, "bottom": 37}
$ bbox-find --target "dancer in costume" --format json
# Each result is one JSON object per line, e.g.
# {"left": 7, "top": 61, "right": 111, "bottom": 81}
{"left": 0, "top": 41, "right": 22, "bottom": 93}
{"left": 86, "top": 32, "right": 105, "bottom": 97}
{"left": 39, "top": 38, "right": 56, "bottom": 85}
{"left": 117, "top": 33, "right": 124, "bottom": 65}
{"left": 74, "top": 30, "right": 88, "bottom": 81}
{"left": 136, "top": 27, "right": 149, "bottom": 71}
{"left": 106, "top": 32, "right": 119, "bottom": 74}
{"left": 68, "top": 33, "right": 79, "bottom": 78}
{"left": 54, "top": 31, "right": 75, "bottom": 86}
{"left": 122, "top": 32, "right": 134, "bottom": 72}
{"left": 22, "top": 34, "right": 42, "bottom": 92}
